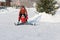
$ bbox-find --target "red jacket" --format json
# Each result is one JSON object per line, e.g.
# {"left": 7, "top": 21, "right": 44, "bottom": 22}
{"left": 20, "top": 16, "right": 26, "bottom": 23}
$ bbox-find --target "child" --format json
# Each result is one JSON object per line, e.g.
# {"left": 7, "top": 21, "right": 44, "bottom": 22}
{"left": 18, "top": 5, "right": 28, "bottom": 24}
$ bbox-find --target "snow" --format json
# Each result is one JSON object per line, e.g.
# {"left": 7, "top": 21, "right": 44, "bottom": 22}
{"left": 27, "top": 7, "right": 60, "bottom": 23}
{"left": 0, "top": 7, "right": 60, "bottom": 40}
{"left": 0, "top": 0, "right": 6, "bottom": 2}
{"left": 39, "top": 8, "right": 60, "bottom": 23}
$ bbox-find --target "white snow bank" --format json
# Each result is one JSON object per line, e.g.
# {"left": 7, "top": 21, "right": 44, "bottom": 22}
{"left": 26, "top": 8, "right": 60, "bottom": 23}
{"left": 0, "top": 0, "right": 6, "bottom": 2}
{"left": 6, "top": 7, "right": 19, "bottom": 12}
{"left": 0, "top": 7, "right": 19, "bottom": 14}
{"left": 27, "top": 8, "right": 60, "bottom": 23}
{"left": 0, "top": 9, "right": 8, "bottom": 14}
{"left": 40, "top": 8, "right": 60, "bottom": 23}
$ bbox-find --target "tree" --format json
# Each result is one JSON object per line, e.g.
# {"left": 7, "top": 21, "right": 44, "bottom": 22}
{"left": 36, "top": 0, "right": 59, "bottom": 15}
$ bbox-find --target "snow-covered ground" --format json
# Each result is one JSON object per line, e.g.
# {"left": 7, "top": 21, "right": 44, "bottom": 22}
{"left": 0, "top": 7, "right": 60, "bottom": 40}
{"left": 40, "top": 9, "right": 60, "bottom": 23}
{"left": 0, "top": 0, "right": 6, "bottom": 2}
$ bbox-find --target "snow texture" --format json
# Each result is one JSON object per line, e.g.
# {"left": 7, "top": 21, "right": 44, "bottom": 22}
{"left": 0, "top": 0, "right": 6, "bottom": 2}
{"left": 0, "top": 7, "right": 60, "bottom": 40}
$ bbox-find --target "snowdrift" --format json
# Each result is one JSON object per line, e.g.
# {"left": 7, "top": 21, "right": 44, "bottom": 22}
{"left": 0, "top": 7, "right": 60, "bottom": 23}
{"left": 27, "top": 8, "right": 60, "bottom": 23}
{"left": 40, "top": 8, "right": 60, "bottom": 23}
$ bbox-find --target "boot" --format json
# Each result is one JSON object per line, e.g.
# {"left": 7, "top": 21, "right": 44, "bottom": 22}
{"left": 17, "top": 21, "right": 20, "bottom": 24}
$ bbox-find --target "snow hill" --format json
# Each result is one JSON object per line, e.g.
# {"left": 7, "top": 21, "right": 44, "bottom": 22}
{"left": 0, "top": 7, "right": 60, "bottom": 40}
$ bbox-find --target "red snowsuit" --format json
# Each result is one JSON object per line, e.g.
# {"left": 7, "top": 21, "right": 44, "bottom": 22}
{"left": 18, "top": 7, "right": 28, "bottom": 23}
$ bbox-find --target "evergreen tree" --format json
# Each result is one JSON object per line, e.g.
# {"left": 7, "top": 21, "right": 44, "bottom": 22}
{"left": 36, "top": 0, "right": 59, "bottom": 15}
